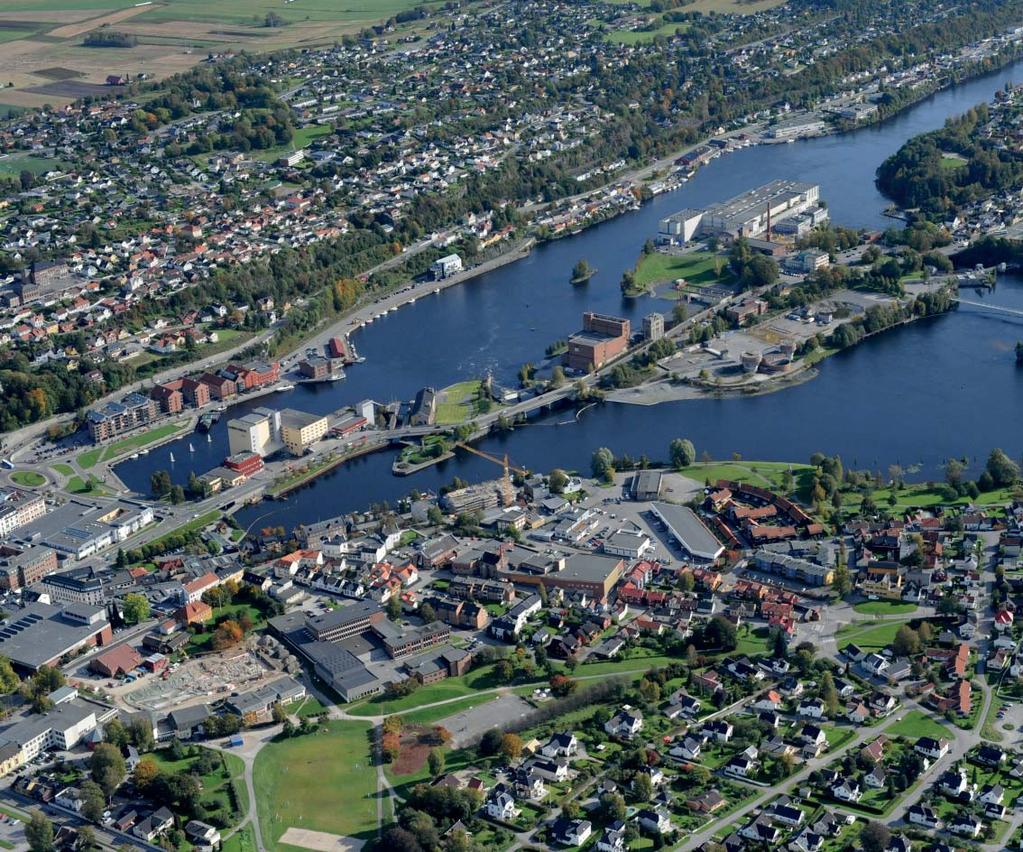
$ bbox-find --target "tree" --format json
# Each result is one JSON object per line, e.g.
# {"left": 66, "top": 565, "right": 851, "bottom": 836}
{"left": 860, "top": 821, "right": 891, "bottom": 852}
{"left": 122, "top": 593, "right": 150, "bottom": 625}
{"left": 771, "top": 628, "right": 788, "bottom": 659}
{"left": 600, "top": 792, "right": 627, "bottom": 821}
{"left": 80, "top": 780, "right": 106, "bottom": 823}
{"left": 479, "top": 729, "right": 503, "bottom": 757}
{"left": 212, "top": 619, "right": 244, "bottom": 650}
{"left": 892, "top": 624, "right": 921, "bottom": 658}
{"left": 149, "top": 470, "right": 171, "bottom": 499}
{"left": 427, "top": 748, "right": 445, "bottom": 776}
{"left": 986, "top": 448, "right": 1020, "bottom": 488}
{"left": 379, "top": 827, "right": 422, "bottom": 852}
{"left": 831, "top": 562, "right": 852, "bottom": 597}
{"left": 0, "top": 655, "right": 18, "bottom": 695}
{"left": 632, "top": 772, "right": 653, "bottom": 802}
{"left": 387, "top": 595, "right": 402, "bottom": 621}
{"left": 638, "top": 679, "right": 661, "bottom": 704}
{"left": 500, "top": 733, "right": 523, "bottom": 761}
{"left": 591, "top": 447, "right": 615, "bottom": 483}
{"left": 550, "top": 365, "right": 566, "bottom": 388}
{"left": 419, "top": 602, "right": 436, "bottom": 624}
{"left": 128, "top": 717, "right": 155, "bottom": 752}
{"left": 25, "top": 812, "right": 53, "bottom": 852}
{"left": 668, "top": 438, "right": 696, "bottom": 469}
{"left": 821, "top": 671, "right": 839, "bottom": 718}
{"left": 77, "top": 827, "right": 97, "bottom": 852}
{"left": 104, "top": 718, "right": 129, "bottom": 749}
{"left": 548, "top": 469, "right": 569, "bottom": 494}
{"left": 91, "top": 742, "right": 126, "bottom": 799}
{"left": 133, "top": 756, "right": 160, "bottom": 792}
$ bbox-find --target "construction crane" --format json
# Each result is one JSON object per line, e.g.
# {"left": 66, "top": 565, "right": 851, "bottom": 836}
{"left": 454, "top": 442, "right": 528, "bottom": 483}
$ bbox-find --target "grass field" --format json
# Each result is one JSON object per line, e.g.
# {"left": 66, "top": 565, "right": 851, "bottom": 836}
{"left": 434, "top": 379, "right": 485, "bottom": 426}
{"left": 0, "top": 154, "right": 63, "bottom": 177}
{"left": 886, "top": 710, "right": 951, "bottom": 741}
{"left": 10, "top": 471, "right": 44, "bottom": 487}
{"left": 940, "top": 153, "right": 967, "bottom": 170}
{"left": 51, "top": 463, "right": 75, "bottom": 477}
{"left": 606, "top": 21, "right": 690, "bottom": 43}
{"left": 852, "top": 601, "right": 918, "bottom": 615}
{"left": 680, "top": 460, "right": 815, "bottom": 494}
{"left": 221, "top": 826, "right": 255, "bottom": 852}
{"left": 249, "top": 125, "right": 333, "bottom": 162}
{"left": 631, "top": 250, "right": 731, "bottom": 290}
{"left": 77, "top": 422, "right": 186, "bottom": 468}
{"left": 400, "top": 693, "right": 500, "bottom": 727}
{"left": 254, "top": 720, "right": 377, "bottom": 846}
{"left": 65, "top": 473, "right": 106, "bottom": 495}
{"left": 143, "top": 510, "right": 220, "bottom": 551}
{"left": 134, "top": 0, "right": 450, "bottom": 26}
{"left": 835, "top": 619, "right": 914, "bottom": 652}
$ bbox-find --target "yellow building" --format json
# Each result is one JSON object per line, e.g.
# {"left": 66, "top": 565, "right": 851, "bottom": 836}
{"left": 280, "top": 409, "right": 329, "bottom": 456}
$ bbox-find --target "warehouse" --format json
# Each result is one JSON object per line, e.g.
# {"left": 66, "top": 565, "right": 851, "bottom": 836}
{"left": 651, "top": 503, "right": 724, "bottom": 563}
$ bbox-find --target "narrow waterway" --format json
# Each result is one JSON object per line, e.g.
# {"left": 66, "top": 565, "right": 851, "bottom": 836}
{"left": 114, "top": 58, "right": 1023, "bottom": 528}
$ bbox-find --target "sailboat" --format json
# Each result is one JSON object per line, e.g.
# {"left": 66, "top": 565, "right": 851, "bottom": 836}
{"left": 169, "top": 451, "right": 176, "bottom": 463}
{"left": 207, "top": 433, "right": 212, "bottom": 444}
{"left": 189, "top": 442, "right": 195, "bottom": 453}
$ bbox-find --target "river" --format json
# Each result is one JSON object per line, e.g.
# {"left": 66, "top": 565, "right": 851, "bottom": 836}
{"left": 115, "top": 59, "right": 1023, "bottom": 529}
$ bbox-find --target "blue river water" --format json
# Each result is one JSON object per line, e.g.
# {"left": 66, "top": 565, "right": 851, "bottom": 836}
{"left": 114, "top": 59, "right": 1023, "bottom": 529}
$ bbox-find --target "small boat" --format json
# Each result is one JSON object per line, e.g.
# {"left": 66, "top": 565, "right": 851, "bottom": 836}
{"left": 140, "top": 449, "right": 148, "bottom": 456}
{"left": 189, "top": 442, "right": 195, "bottom": 453}
{"left": 207, "top": 434, "right": 212, "bottom": 444}
{"left": 277, "top": 382, "right": 295, "bottom": 391}
{"left": 169, "top": 451, "right": 176, "bottom": 463}
{"left": 433, "top": 288, "right": 440, "bottom": 294}
{"left": 130, "top": 453, "right": 139, "bottom": 460}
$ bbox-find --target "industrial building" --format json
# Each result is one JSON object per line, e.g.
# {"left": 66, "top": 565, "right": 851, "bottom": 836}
{"left": 0, "top": 602, "right": 112, "bottom": 672}
{"left": 642, "top": 313, "right": 664, "bottom": 341}
{"left": 7, "top": 499, "right": 154, "bottom": 561}
{"left": 564, "top": 312, "right": 630, "bottom": 372}
{"left": 658, "top": 181, "right": 821, "bottom": 246}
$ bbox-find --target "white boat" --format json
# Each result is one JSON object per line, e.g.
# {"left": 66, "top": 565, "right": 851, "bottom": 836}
{"left": 207, "top": 434, "right": 212, "bottom": 444}
{"left": 140, "top": 449, "right": 148, "bottom": 456}
{"left": 130, "top": 453, "right": 139, "bottom": 460}
{"left": 169, "top": 451, "right": 176, "bottom": 463}
{"left": 189, "top": 442, "right": 195, "bottom": 453}
{"left": 433, "top": 288, "right": 440, "bottom": 294}
{"left": 277, "top": 382, "right": 295, "bottom": 391}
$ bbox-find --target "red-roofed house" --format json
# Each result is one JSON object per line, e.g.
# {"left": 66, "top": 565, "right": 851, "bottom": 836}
{"left": 177, "top": 601, "right": 213, "bottom": 626}
{"left": 182, "top": 572, "right": 220, "bottom": 604}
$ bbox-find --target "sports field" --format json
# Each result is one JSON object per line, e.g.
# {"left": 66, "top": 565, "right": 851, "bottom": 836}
{"left": 253, "top": 721, "right": 378, "bottom": 847}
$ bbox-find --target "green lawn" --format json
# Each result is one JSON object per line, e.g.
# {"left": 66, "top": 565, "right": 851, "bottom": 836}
{"left": 0, "top": 153, "right": 63, "bottom": 177}
{"left": 940, "top": 153, "right": 967, "bottom": 170}
{"left": 605, "top": 21, "right": 689, "bottom": 43}
{"left": 293, "top": 695, "right": 329, "bottom": 719}
{"left": 434, "top": 379, "right": 485, "bottom": 425}
{"left": 253, "top": 720, "right": 377, "bottom": 846}
{"left": 77, "top": 422, "right": 186, "bottom": 468}
{"left": 249, "top": 125, "right": 333, "bottom": 162}
{"left": 144, "top": 510, "right": 221, "bottom": 551}
{"left": 10, "top": 471, "right": 44, "bottom": 487}
{"left": 852, "top": 601, "right": 918, "bottom": 615}
{"left": 400, "top": 693, "right": 500, "bottom": 727}
{"left": 187, "top": 602, "right": 266, "bottom": 653}
{"left": 221, "top": 826, "right": 255, "bottom": 852}
{"left": 65, "top": 473, "right": 106, "bottom": 495}
{"left": 631, "top": 250, "right": 732, "bottom": 290}
{"left": 886, "top": 710, "right": 950, "bottom": 740}
{"left": 51, "top": 463, "right": 75, "bottom": 476}
{"left": 680, "top": 460, "right": 815, "bottom": 495}
{"left": 835, "top": 619, "right": 915, "bottom": 652}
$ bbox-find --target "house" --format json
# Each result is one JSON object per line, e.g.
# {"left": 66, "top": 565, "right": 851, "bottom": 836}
{"left": 949, "top": 814, "right": 983, "bottom": 838}
{"left": 976, "top": 745, "right": 1006, "bottom": 767}
{"left": 132, "top": 808, "right": 175, "bottom": 841}
{"left": 862, "top": 653, "right": 890, "bottom": 676}
{"left": 637, "top": 807, "right": 672, "bottom": 834}
{"left": 790, "top": 828, "right": 824, "bottom": 852}
{"left": 860, "top": 736, "right": 887, "bottom": 764}
{"left": 752, "top": 690, "right": 782, "bottom": 713}
{"left": 830, "top": 777, "right": 861, "bottom": 803}
{"left": 604, "top": 708, "right": 643, "bottom": 739}
{"left": 704, "top": 720, "right": 733, "bottom": 742}
{"left": 512, "top": 769, "right": 546, "bottom": 801}
{"left": 907, "top": 803, "right": 941, "bottom": 830}
{"left": 486, "top": 787, "right": 519, "bottom": 821}
{"left": 738, "top": 815, "right": 780, "bottom": 844}
{"left": 724, "top": 752, "right": 758, "bottom": 778}
{"left": 540, "top": 732, "right": 578, "bottom": 758}
{"left": 937, "top": 767, "right": 972, "bottom": 799}
{"left": 596, "top": 820, "right": 626, "bottom": 852}
{"left": 864, "top": 764, "right": 886, "bottom": 788}
{"left": 551, "top": 818, "right": 592, "bottom": 847}
{"left": 869, "top": 692, "right": 898, "bottom": 716}
{"left": 527, "top": 757, "right": 569, "bottom": 783}
{"left": 797, "top": 698, "right": 825, "bottom": 719}
{"left": 979, "top": 783, "right": 1004, "bottom": 806}
{"left": 800, "top": 724, "right": 827, "bottom": 748}
{"left": 769, "top": 800, "right": 805, "bottom": 827}
{"left": 846, "top": 702, "right": 870, "bottom": 724}
{"left": 686, "top": 789, "right": 726, "bottom": 814}
{"left": 670, "top": 736, "right": 702, "bottom": 762}
{"left": 184, "top": 820, "right": 222, "bottom": 851}
{"left": 915, "top": 736, "right": 950, "bottom": 760}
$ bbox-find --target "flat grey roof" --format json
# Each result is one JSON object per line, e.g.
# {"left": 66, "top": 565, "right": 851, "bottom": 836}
{"left": 651, "top": 503, "right": 724, "bottom": 562}
{"left": 0, "top": 602, "right": 109, "bottom": 670}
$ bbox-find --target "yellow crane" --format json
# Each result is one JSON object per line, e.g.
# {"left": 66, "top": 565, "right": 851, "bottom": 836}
{"left": 454, "top": 442, "right": 528, "bottom": 483}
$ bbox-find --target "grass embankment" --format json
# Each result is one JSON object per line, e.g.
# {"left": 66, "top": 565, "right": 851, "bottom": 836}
{"left": 78, "top": 422, "right": 186, "bottom": 469}
{"left": 835, "top": 619, "right": 915, "bottom": 652}
{"left": 254, "top": 720, "right": 377, "bottom": 846}
{"left": 434, "top": 380, "right": 491, "bottom": 426}
{"left": 145, "top": 510, "right": 221, "bottom": 551}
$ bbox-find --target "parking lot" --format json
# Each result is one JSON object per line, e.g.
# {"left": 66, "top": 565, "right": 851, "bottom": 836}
{"left": 438, "top": 694, "right": 533, "bottom": 748}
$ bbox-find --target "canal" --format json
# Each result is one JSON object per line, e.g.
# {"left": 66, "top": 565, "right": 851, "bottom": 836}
{"left": 115, "top": 59, "right": 1023, "bottom": 528}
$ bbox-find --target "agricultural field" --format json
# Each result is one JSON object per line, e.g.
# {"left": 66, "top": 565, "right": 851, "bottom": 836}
{"left": 253, "top": 721, "right": 378, "bottom": 847}
{"left": 0, "top": 0, "right": 455, "bottom": 110}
